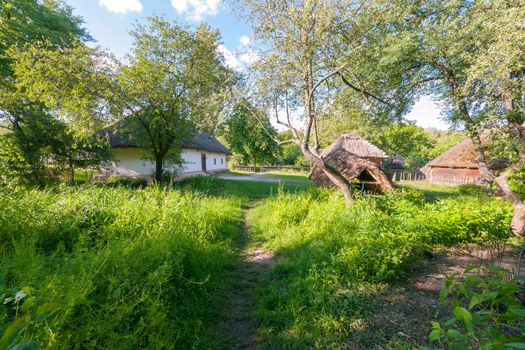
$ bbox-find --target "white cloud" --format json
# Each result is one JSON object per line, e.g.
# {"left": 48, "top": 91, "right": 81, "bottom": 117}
{"left": 98, "top": 0, "right": 143, "bottom": 14}
{"left": 239, "top": 50, "right": 259, "bottom": 65}
{"left": 405, "top": 95, "right": 450, "bottom": 130}
{"left": 217, "top": 45, "right": 241, "bottom": 71}
{"left": 170, "top": 0, "right": 221, "bottom": 21}
{"left": 239, "top": 35, "right": 251, "bottom": 47}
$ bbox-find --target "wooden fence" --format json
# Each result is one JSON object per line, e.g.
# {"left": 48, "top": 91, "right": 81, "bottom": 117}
{"left": 233, "top": 165, "right": 311, "bottom": 173}
{"left": 390, "top": 171, "right": 426, "bottom": 182}
{"left": 427, "top": 175, "right": 481, "bottom": 185}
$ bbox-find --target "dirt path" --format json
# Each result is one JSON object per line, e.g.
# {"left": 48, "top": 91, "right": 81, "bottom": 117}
{"left": 217, "top": 173, "right": 281, "bottom": 183}
{"left": 223, "top": 205, "right": 276, "bottom": 349}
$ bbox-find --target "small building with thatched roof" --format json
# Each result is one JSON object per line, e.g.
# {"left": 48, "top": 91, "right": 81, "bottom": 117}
{"left": 309, "top": 134, "right": 393, "bottom": 193}
{"left": 101, "top": 127, "right": 231, "bottom": 178}
{"left": 420, "top": 138, "right": 481, "bottom": 184}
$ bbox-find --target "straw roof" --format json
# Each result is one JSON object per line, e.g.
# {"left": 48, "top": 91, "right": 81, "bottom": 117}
{"left": 309, "top": 135, "right": 393, "bottom": 193}
{"left": 103, "top": 127, "right": 231, "bottom": 155}
{"left": 322, "top": 134, "right": 388, "bottom": 159}
{"left": 421, "top": 138, "right": 478, "bottom": 171}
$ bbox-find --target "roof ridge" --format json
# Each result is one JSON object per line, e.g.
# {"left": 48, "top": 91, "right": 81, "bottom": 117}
{"left": 342, "top": 134, "right": 388, "bottom": 158}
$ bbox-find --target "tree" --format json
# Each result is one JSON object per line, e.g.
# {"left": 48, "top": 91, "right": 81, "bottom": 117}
{"left": 465, "top": 0, "right": 525, "bottom": 234}
{"left": 0, "top": 0, "right": 97, "bottom": 183}
{"left": 222, "top": 102, "right": 279, "bottom": 167}
{"left": 426, "top": 129, "right": 466, "bottom": 160}
{"left": 236, "top": 0, "right": 404, "bottom": 205}
{"left": 372, "top": 0, "right": 525, "bottom": 234}
{"left": 375, "top": 124, "right": 434, "bottom": 172}
{"left": 118, "top": 17, "right": 232, "bottom": 182}
{"left": 10, "top": 16, "right": 233, "bottom": 183}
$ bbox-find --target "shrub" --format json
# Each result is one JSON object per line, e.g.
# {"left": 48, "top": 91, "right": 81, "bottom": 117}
{"left": 424, "top": 265, "right": 525, "bottom": 350}
{"left": 509, "top": 166, "right": 525, "bottom": 200}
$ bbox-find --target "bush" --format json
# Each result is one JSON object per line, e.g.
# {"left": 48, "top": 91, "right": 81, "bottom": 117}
{"left": 509, "top": 166, "right": 525, "bottom": 200}
{"left": 0, "top": 185, "right": 243, "bottom": 349}
{"left": 248, "top": 190, "right": 513, "bottom": 347}
{"left": 424, "top": 265, "right": 525, "bottom": 350}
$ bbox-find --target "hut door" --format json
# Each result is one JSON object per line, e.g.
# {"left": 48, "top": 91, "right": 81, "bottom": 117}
{"left": 201, "top": 154, "right": 207, "bottom": 172}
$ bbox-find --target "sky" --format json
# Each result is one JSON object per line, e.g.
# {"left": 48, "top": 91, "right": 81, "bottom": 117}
{"left": 66, "top": 0, "right": 450, "bottom": 130}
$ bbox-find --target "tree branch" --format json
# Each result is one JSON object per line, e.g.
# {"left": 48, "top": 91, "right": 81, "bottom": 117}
{"left": 239, "top": 99, "right": 296, "bottom": 146}
{"left": 338, "top": 72, "right": 390, "bottom": 105}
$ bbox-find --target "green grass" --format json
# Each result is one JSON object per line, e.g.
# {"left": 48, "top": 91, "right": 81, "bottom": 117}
{"left": 180, "top": 173, "right": 313, "bottom": 200}
{"left": 396, "top": 182, "right": 463, "bottom": 202}
{"left": 0, "top": 177, "right": 515, "bottom": 349}
{"left": 0, "top": 185, "right": 244, "bottom": 349}
{"left": 247, "top": 188, "right": 513, "bottom": 348}
{"left": 73, "top": 168, "right": 96, "bottom": 184}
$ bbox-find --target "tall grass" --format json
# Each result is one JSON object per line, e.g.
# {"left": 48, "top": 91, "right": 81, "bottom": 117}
{"left": 248, "top": 189, "right": 513, "bottom": 348}
{"left": 0, "top": 185, "right": 243, "bottom": 349}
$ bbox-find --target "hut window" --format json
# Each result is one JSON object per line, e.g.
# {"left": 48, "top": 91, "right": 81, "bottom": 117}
{"left": 221, "top": 158, "right": 224, "bottom": 164}
{"left": 214, "top": 158, "right": 216, "bottom": 165}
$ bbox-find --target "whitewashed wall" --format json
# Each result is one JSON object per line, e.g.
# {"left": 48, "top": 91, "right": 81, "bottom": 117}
{"left": 108, "top": 148, "right": 155, "bottom": 177}
{"left": 180, "top": 149, "right": 202, "bottom": 173}
{"left": 106, "top": 148, "right": 227, "bottom": 177}
{"left": 203, "top": 151, "right": 227, "bottom": 172}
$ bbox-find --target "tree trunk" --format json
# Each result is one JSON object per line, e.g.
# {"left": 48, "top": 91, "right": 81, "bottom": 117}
{"left": 495, "top": 170, "right": 525, "bottom": 236}
{"left": 499, "top": 86, "right": 525, "bottom": 236}
{"left": 469, "top": 130, "right": 495, "bottom": 183}
{"left": 154, "top": 156, "right": 163, "bottom": 183}
{"left": 68, "top": 156, "right": 75, "bottom": 184}
{"left": 302, "top": 145, "right": 353, "bottom": 206}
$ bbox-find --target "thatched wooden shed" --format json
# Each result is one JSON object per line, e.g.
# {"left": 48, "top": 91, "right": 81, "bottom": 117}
{"left": 309, "top": 134, "right": 393, "bottom": 193}
{"left": 420, "top": 138, "right": 481, "bottom": 184}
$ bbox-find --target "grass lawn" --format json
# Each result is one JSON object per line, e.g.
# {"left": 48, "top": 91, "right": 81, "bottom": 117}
{"left": 2, "top": 175, "right": 518, "bottom": 349}
{"left": 214, "top": 171, "right": 314, "bottom": 200}
{"left": 220, "top": 178, "right": 312, "bottom": 200}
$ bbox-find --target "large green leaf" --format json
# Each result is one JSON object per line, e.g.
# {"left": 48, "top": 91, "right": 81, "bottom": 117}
{"left": 453, "top": 307, "right": 473, "bottom": 334}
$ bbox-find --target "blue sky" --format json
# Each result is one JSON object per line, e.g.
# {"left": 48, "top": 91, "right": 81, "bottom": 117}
{"left": 66, "top": 0, "right": 449, "bottom": 130}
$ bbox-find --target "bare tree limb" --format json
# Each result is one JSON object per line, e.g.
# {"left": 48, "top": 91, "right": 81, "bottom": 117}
{"left": 338, "top": 72, "right": 391, "bottom": 105}
{"left": 239, "top": 99, "right": 296, "bottom": 146}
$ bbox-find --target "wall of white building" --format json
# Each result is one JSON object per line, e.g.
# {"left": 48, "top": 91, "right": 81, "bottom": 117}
{"left": 107, "top": 148, "right": 228, "bottom": 177}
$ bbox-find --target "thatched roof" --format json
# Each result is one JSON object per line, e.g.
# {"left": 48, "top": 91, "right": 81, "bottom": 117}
{"left": 103, "top": 127, "right": 231, "bottom": 155}
{"left": 309, "top": 135, "right": 392, "bottom": 193}
{"left": 421, "top": 138, "right": 478, "bottom": 172}
{"left": 322, "top": 134, "right": 388, "bottom": 159}
{"left": 180, "top": 133, "right": 232, "bottom": 155}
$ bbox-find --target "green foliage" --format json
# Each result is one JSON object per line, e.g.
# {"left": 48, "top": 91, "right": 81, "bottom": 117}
{"left": 106, "top": 175, "right": 149, "bottom": 189}
{"left": 426, "top": 129, "right": 467, "bottom": 160}
{"left": 509, "top": 166, "right": 525, "bottom": 200}
{"left": 280, "top": 143, "right": 302, "bottom": 165}
{"left": 248, "top": 190, "right": 512, "bottom": 347}
{"left": 118, "top": 17, "right": 232, "bottom": 182}
{"left": 424, "top": 265, "right": 525, "bottom": 349}
{"left": 0, "top": 0, "right": 110, "bottom": 185}
{"left": 376, "top": 123, "right": 434, "bottom": 171}
{"left": 0, "top": 0, "right": 89, "bottom": 76}
{"left": 222, "top": 102, "right": 280, "bottom": 166}
{"left": 457, "top": 184, "right": 489, "bottom": 196}
{"left": 0, "top": 185, "right": 243, "bottom": 348}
